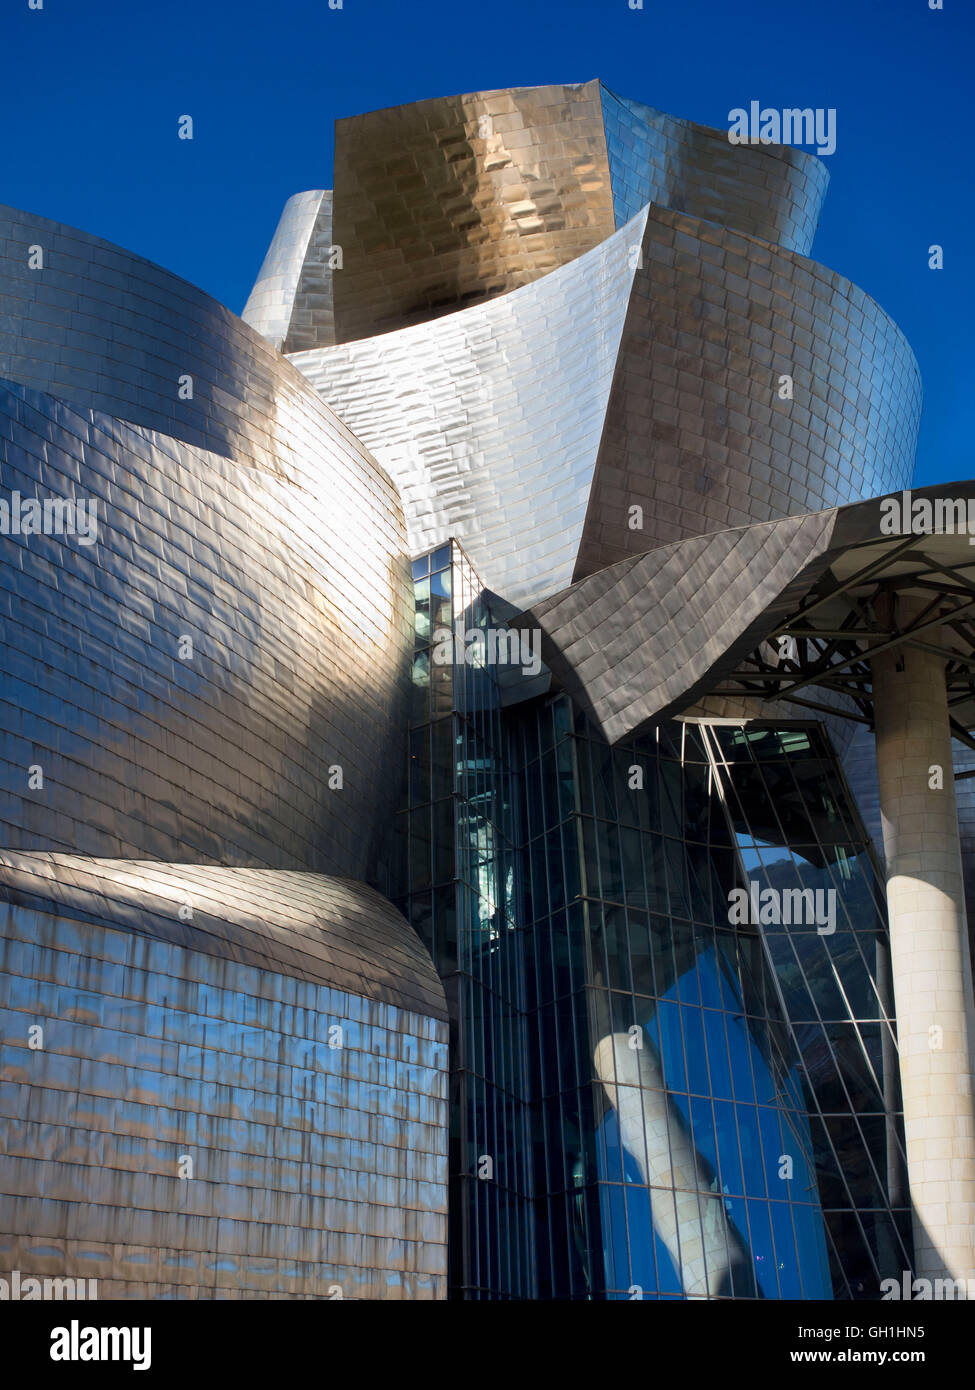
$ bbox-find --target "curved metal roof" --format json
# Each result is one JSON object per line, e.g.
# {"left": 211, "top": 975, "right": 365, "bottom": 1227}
{"left": 0, "top": 854, "right": 447, "bottom": 1022}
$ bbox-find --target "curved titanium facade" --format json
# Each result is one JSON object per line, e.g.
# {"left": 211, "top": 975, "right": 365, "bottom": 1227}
{"left": 600, "top": 86, "right": 828, "bottom": 254}
{"left": 0, "top": 199, "right": 417, "bottom": 875}
{"left": 0, "top": 204, "right": 416, "bottom": 871}
{"left": 522, "top": 510, "right": 840, "bottom": 744}
{"left": 266, "top": 91, "right": 918, "bottom": 611}
{"left": 0, "top": 202, "right": 364, "bottom": 471}
{"left": 3, "top": 79, "right": 956, "bottom": 1302}
{"left": 329, "top": 81, "right": 618, "bottom": 342}
{"left": 573, "top": 204, "right": 920, "bottom": 576}
{"left": 0, "top": 855, "right": 448, "bottom": 1012}
{"left": 292, "top": 211, "right": 649, "bottom": 610}
{"left": 235, "top": 85, "right": 939, "bottom": 1298}
{"left": 256, "top": 80, "right": 828, "bottom": 350}
{"left": 0, "top": 377, "right": 411, "bottom": 876}
{"left": 0, "top": 856, "right": 448, "bottom": 1298}
{"left": 0, "top": 203, "right": 447, "bottom": 1297}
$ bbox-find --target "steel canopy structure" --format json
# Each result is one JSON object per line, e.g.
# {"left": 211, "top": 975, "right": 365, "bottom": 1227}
{"left": 518, "top": 484, "right": 975, "bottom": 749}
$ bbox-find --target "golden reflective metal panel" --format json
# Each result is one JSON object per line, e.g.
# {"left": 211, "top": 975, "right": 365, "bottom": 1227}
{"left": 330, "top": 81, "right": 617, "bottom": 342}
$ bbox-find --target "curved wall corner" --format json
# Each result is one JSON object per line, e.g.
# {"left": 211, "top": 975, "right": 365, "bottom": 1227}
{"left": 245, "top": 81, "right": 831, "bottom": 354}
{"left": 286, "top": 200, "right": 919, "bottom": 612}
{"left": 599, "top": 85, "right": 829, "bottom": 254}
{"left": 0, "top": 202, "right": 360, "bottom": 473}
{"left": 0, "top": 856, "right": 449, "bottom": 1299}
{"left": 573, "top": 205, "right": 921, "bottom": 579}
{"left": 241, "top": 189, "right": 331, "bottom": 352}
{"left": 290, "top": 210, "right": 649, "bottom": 610}
{"left": 0, "top": 378, "right": 412, "bottom": 878}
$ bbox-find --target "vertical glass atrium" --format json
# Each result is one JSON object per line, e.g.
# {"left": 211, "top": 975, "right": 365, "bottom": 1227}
{"left": 400, "top": 542, "right": 910, "bottom": 1300}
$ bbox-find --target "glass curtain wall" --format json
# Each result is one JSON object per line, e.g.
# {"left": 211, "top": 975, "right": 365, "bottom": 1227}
{"left": 400, "top": 544, "right": 910, "bottom": 1300}
{"left": 705, "top": 724, "right": 911, "bottom": 1296}
{"left": 399, "top": 541, "right": 535, "bottom": 1299}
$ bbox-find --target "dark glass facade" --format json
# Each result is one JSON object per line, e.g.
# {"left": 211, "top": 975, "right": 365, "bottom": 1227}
{"left": 400, "top": 542, "right": 911, "bottom": 1301}
{"left": 400, "top": 542, "right": 535, "bottom": 1299}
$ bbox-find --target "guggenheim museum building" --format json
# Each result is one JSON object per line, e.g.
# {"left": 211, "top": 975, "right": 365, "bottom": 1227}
{"left": 1, "top": 80, "right": 974, "bottom": 1301}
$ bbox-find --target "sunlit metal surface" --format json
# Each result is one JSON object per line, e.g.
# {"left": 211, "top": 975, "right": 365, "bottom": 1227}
{"left": 330, "top": 81, "right": 617, "bottom": 342}
{"left": 0, "top": 201, "right": 367, "bottom": 472}
{"left": 572, "top": 204, "right": 920, "bottom": 578}
{"left": 0, "top": 856, "right": 448, "bottom": 1298}
{"left": 600, "top": 85, "right": 828, "bottom": 254}
{"left": 266, "top": 86, "right": 917, "bottom": 611}
{"left": 241, "top": 189, "right": 331, "bottom": 351}
{"left": 0, "top": 855, "right": 448, "bottom": 1015}
{"left": 253, "top": 81, "right": 830, "bottom": 351}
{"left": 0, "top": 78, "right": 952, "bottom": 1301}
{"left": 0, "top": 202, "right": 447, "bottom": 1297}
{"left": 0, "top": 374, "right": 411, "bottom": 877}
{"left": 292, "top": 211, "right": 648, "bottom": 610}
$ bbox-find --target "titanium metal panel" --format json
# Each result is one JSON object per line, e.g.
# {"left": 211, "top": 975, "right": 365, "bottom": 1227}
{"left": 241, "top": 189, "right": 331, "bottom": 351}
{"left": 291, "top": 211, "right": 649, "bottom": 611}
{"left": 0, "top": 202, "right": 362, "bottom": 472}
{"left": 519, "top": 510, "right": 840, "bottom": 744}
{"left": 0, "top": 855, "right": 447, "bottom": 1019}
{"left": 243, "top": 84, "right": 916, "bottom": 616}
{"left": 279, "top": 191, "right": 338, "bottom": 352}
{"left": 283, "top": 207, "right": 917, "bottom": 612}
{"left": 329, "top": 81, "right": 618, "bottom": 342}
{"left": 521, "top": 487, "right": 975, "bottom": 749}
{"left": 573, "top": 205, "right": 920, "bottom": 578}
{"left": 250, "top": 81, "right": 829, "bottom": 353}
{"left": 599, "top": 84, "right": 828, "bottom": 253}
{"left": 0, "top": 860, "right": 448, "bottom": 1298}
{"left": 0, "top": 378, "right": 412, "bottom": 878}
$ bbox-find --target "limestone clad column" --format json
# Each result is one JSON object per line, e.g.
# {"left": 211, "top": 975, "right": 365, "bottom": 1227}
{"left": 872, "top": 607, "right": 975, "bottom": 1288}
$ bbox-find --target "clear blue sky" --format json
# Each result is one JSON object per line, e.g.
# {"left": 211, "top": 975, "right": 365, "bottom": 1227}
{"left": 5, "top": 0, "right": 972, "bottom": 486}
